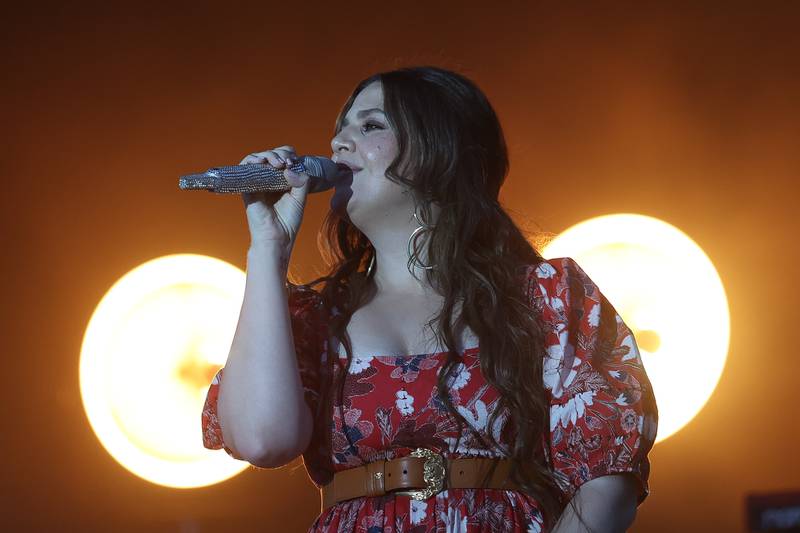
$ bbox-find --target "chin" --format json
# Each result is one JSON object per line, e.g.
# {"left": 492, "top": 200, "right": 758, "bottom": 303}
{"left": 330, "top": 186, "right": 353, "bottom": 217}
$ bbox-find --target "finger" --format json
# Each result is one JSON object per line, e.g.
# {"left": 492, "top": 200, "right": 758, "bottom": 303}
{"left": 285, "top": 168, "right": 310, "bottom": 205}
{"left": 240, "top": 152, "right": 263, "bottom": 165}
{"left": 261, "top": 150, "right": 287, "bottom": 168}
{"left": 241, "top": 150, "right": 285, "bottom": 167}
{"left": 241, "top": 146, "right": 297, "bottom": 166}
{"left": 241, "top": 190, "right": 264, "bottom": 205}
{"left": 274, "top": 150, "right": 297, "bottom": 165}
{"left": 283, "top": 166, "right": 308, "bottom": 188}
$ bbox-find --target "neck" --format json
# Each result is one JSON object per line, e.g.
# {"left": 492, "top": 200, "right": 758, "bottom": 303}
{"left": 363, "top": 204, "right": 440, "bottom": 297}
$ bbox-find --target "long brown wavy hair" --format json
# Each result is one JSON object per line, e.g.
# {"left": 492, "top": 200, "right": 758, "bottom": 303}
{"left": 291, "top": 66, "right": 586, "bottom": 530}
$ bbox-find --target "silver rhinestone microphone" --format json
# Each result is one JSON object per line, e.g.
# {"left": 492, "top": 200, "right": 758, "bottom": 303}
{"left": 178, "top": 155, "right": 348, "bottom": 194}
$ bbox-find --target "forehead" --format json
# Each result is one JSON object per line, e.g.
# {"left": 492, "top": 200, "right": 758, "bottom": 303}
{"left": 348, "top": 81, "right": 383, "bottom": 114}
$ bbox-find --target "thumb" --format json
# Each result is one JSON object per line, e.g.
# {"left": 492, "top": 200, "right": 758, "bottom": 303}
{"left": 284, "top": 166, "right": 309, "bottom": 188}
{"left": 284, "top": 167, "right": 310, "bottom": 203}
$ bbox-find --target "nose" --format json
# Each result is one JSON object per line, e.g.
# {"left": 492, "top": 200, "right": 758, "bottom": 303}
{"left": 331, "top": 135, "right": 355, "bottom": 154}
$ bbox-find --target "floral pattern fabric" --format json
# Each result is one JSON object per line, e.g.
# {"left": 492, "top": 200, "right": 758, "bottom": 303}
{"left": 201, "top": 257, "right": 659, "bottom": 532}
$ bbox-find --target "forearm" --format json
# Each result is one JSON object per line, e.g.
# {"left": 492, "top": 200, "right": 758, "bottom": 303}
{"left": 551, "top": 474, "right": 638, "bottom": 533}
{"left": 216, "top": 243, "right": 313, "bottom": 465}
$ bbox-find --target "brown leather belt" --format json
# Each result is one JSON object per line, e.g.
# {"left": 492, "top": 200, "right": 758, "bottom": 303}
{"left": 320, "top": 447, "right": 521, "bottom": 510}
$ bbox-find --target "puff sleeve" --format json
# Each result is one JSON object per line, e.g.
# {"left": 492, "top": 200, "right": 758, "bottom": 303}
{"left": 200, "top": 283, "right": 326, "bottom": 459}
{"left": 532, "top": 257, "right": 658, "bottom": 506}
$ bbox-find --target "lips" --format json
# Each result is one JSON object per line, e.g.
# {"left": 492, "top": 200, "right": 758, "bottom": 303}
{"left": 334, "top": 160, "right": 363, "bottom": 173}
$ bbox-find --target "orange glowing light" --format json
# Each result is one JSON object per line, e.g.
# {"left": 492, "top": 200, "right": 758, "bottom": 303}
{"left": 79, "top": 254, "right": 249, "bottom": 488}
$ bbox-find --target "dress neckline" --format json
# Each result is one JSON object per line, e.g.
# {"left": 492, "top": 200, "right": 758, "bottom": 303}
{"left": 340, "top": 345, "right": 480, "bottom": 359}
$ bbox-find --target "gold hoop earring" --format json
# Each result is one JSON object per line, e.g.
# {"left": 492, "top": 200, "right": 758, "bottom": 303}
{"left": 407, "top": 203, "right": 436, "bottom": 271}
{"left": 366, "top": 252, "right": 376, "bottom": 277}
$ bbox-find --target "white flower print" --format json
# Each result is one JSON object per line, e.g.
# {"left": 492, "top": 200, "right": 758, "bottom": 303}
{"left": 549, "top": 295, "right": 565, "bottom": 314}
{"left": 543, "top": 325, "right": 580, "bottom": 399}
{"left": 455, "top": 399, "right": 510, "bottom": 453}
{"left": 536, "top": 261, "right": 557, "bottom": 279}
{"left": 442, "top": 436, "right": 500, "bottom": 457}
{"left": 441, "top": 505, "right": 467, "bottom": 533}
{"left": 395, "top": 389, "right": 415, "bottom": 416}
{"left": 537, "top": 282, "right": 549, "bottom": 302}
{"left": 550, "top": 390, "right": 596, "bottom": 431}
{"left": 410, "top": 500, "right": 427, "bottom": 525}
{"left": 457, "top": 399, "right": 489, "bottom": 433}
{"left": 348, "top": 355, "right": 374, "bottom": 374}
{"left": 587, "top": 301, "right": 600, "bottom": 327}
{"left": 444, "top": 362, "right": 471, "bottom": 390}
{"left": 537, "top": 283, "right": 565, "bottom": 312}
{"left": 527, "top": 520, "right": 543, "bottom": 533}
{"left": 489, "top": 408, "right": 511, "bottom": 447}
{"left": 618, "top": 325, "right": 642, "bottom": 362}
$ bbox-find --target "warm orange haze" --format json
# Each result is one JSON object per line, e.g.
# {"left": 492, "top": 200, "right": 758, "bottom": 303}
{"left": 5, "top": 2, "right": 798, "bottom": 532}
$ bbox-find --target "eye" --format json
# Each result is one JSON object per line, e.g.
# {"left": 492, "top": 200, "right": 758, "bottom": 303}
{"left": 361, "top": 121, "right": 383, "bottom": 134}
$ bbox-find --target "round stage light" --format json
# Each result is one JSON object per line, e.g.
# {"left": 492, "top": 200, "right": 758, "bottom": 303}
{"left": 79, "top": 254, "right": 248, "bottom": 488}
{"left": 543, "top": 213, "right": 730, "bottom": 443}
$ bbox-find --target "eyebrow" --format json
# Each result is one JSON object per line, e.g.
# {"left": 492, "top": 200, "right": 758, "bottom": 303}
{"left": 340, "top": 108, "right": 385, "bottom": 127}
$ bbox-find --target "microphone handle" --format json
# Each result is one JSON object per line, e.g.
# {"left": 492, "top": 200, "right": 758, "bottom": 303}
{"left": 178, "top": 156, "right": 337, "bottom": 194}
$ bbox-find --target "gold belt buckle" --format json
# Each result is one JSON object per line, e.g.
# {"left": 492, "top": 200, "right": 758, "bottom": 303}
{"left": 394, "top": 447, "right": 446, "bottom": 501}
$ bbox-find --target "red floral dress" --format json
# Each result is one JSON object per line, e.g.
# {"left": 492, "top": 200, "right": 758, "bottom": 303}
{"left": 201, "top": 257, "right": 659, "bottom": 532}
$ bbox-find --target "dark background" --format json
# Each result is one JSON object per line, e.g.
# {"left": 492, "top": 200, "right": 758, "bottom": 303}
{"left": 3, "top": 1, "right": 798, "bottom": 531}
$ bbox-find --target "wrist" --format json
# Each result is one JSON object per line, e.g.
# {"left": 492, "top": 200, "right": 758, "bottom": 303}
{"left": 247, "top": 241, "right": 291, "bottom": 275}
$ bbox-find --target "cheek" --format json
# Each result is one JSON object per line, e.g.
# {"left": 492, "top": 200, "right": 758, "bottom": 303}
{"left": 352, "top": 168, "right": 396, "bottom": 198}
{"left": 364, "top": 134, "right": 398, "bottom": 168}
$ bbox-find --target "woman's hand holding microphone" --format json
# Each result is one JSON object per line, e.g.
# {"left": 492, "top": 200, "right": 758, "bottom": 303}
{"left": 238, "top": 145, "right": 312, "bottom": 265}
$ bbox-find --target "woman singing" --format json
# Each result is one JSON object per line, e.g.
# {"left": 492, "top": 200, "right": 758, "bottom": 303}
{"left": 201, "top": 66, "right": 658, "bottom": 532}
